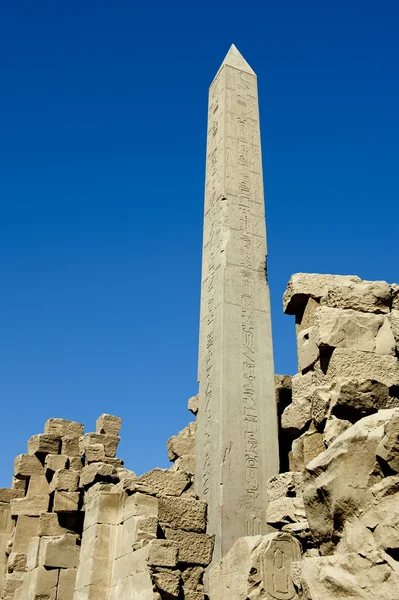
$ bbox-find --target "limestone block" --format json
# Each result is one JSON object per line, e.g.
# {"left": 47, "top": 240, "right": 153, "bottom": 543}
{"left": 0, "top": 488, "right": 24, "bottom": 502}
{"left": 61, "top": 435, "right": 80, "bottom": 456}
{"left": 188, "top": 394, "right": 199, "bottom": 415}
{"left": 314, "top": 306, "right": 384, "bottom": 352}
{"left": 147, "top": 540, "right": 178, "bottom": 567}
{"left": 158, "top": 496, "right": 206, "bottom": 533}
{"left": 38, "top": 512, "right": 70, "bottom": 537}
{"left": 79, "top": 462, "right": 117, "bottom": 488}
{"left": 165, "top": 528, "right": 214, "bottom": 565}
{"left": 69, "top": 456, "right": 83, "bottom": 471}
{"left": 151, "top": 568, "right": 181, "bottom": 597}
{"left": 209, "top": 532, "right": 301, "bottom": 600}
{"left": 13, "top": 516, "right": 39, "bottom": 553}
{"left": 135, "top": 468, "right": 190, "bottom": 497}
{"left": 38, "top": 533, "right": 80, "bottom": 568}
{"left": 376, "top": 412, "right": 399, "bottom": 472}
{"left": 167, "top": 423, "right": 196, "bottom": 461}
{"left": 283, "top": 273, "right": 361, "bottom": 314}
{"left": 49, "top": 469, "right": 79, "bottom": 493}
{"left": 44, "top": 418, "right": 84, "bottom": 437}
{"left": 45, "top": 453, "right": 68, "bottom": 473}
{"left": 330, "top": 378, "right": 390, "bottom": 423}
{"left": 28, "top": 433, "right": 60, "bottom": 456}
{"left": 10, "top": 495, "right": 48, "bottom": 517}
{"left": 20, "top": 564, "right": 58, "bottom": 600}
{"left": 325, "top": 349, "right": 399, "bottom": 387}
{"left": 80, "top": 433, "right": 120, "bottom": 458}
{"left": 7, "top": 552, "right": 27, "bottom": 573}
{"left": 14, "top": 454, "right": 43, "bottom": 479}
{"left": 58, "top": 568, "right": 77, "bottom": 599}
{"left": 96, "top": 413, "right": 122, "bottom": 436}
{"left": 303, "top": 409, "right": 398, "bottom": 546}
{"left": 297, "top": 327, "right": 319, "bottom": 371}
{"left": 323, "top": 417, "right": 352, "bottom": 447}
{"left": 85, "top": 443, "right": 105, "bottom": 463}
{"left": 53, "top": 491, "right": 80, "bottom": 513}
{"left": 84, "top": 491, "right": 122, "bottom": 530}
{"left": 300, "top": 552, "right": 399, "bottom": 599}
{"left": 27, "top": 475, "right": 49, "bottom": 497}
{"left": 266, "top": 497, "right": 306, "bottom": 526}
{"left": 266, "top": 472, "right": 303, "bottom": 503}
{"left": 3, "top": 571, "right": 25, "bottom": 598}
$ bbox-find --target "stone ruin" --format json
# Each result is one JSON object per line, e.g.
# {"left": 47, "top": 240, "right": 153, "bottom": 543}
{"left": 2, "top": 46, "right": 399, "bottom": 600}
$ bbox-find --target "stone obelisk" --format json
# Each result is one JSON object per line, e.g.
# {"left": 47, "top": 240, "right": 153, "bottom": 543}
{"left": 196, "top": 45, "right": 279, "bottom": 563}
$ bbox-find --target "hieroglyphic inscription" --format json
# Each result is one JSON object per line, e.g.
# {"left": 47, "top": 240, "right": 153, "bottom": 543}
{"left": 260, "top": 534, "right": 301, "bottom": 600}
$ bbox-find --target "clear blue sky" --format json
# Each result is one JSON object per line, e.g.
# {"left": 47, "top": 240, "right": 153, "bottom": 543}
{"left": 1, "top": 1, "right": 398, "bottom": 486}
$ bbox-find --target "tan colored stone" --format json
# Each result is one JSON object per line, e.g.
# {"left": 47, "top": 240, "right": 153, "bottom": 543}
{"left": 13, "top": 516, "right": 39, "bottom": 553}
{"left": 330, "top": 378, "right": 390, "bottom": 422}
{"left": 302, "top": 430, "right": 325, "bottom": 465}
{"left": 44, "top": 418, "right": 84, "bottom": 437}
{"left": 0, "top": 489, "right": 24, "bottom": 502}
{"left": 20, "top": 564, "right": 58, "bottom": 599}
{"left": 283, "top": 273, "right": 361, "bottom": 314}
{"left": 289, "top": 437, "right": 304, "bottom": 472}
{"left": 27, "top": 433, "right": 60, "bottom": 455}
{"left": 7, "top": 552, "right": 26, "bottom": 573}
{"left": 325, "top": 349, "right": 399, "bottom": 387}
{"left": 27, "top": 475, "right": 49, "bottom": 497}
{"left": 376, "top": 412, "right": 399, "bottom": 472}
{"left": 85, "top": 443, "right": 105, "bottom": 463}
{"left": 135, "top": 468, "right": 190, "bottom": 497}
{"left": 188, "top": 395, "right": 199, "bottom": 415}
{"left": 45, "top": 453, "right": 68, "bottom": 473}
{"left": 266, "top": 472, "right": 303, "bottom": 503}
{"left": 315, "top": 306, "right": 384, "bottom": 352}
{"left": 147, "top": 540, "right": 178, "bottom": 567}
{"left": 209, "top": 532, "right": 301, "bottom": 600}
{"left": 26, "top": 537, "right": 40, "bottom": 571}
{"left": 84, "top": 491, "right": 122, "bottom": 529}
{"left": 61, "top": 435, "right": 80, "bottom": 456}
{"left": 151, "top": 568, "right": 181, "bottom": 597}
{"left": 69, "top": 456, "right": 83, "bottom": 471}
{"left": 49, "top": 469, "right": 79, "bottom": 493}
{"left": 266, "top": 496, "right": 306, "bottom": 526}
{"left": 53, "top": 491, "right": 80, "bottom": 513}
{"left": 96, "top": 413, "right": 122, "bottom": 436}
{"left": 14, "top": 454, "right": 43, "bottom": 479}
{"left": 3, "top": 571, "right": 25, "bottom": 597}
{"left": 12, "top": 477, "right": 27, "bottom": 493}
{"left": 375, "top": 315, "right": 396, "bottom": 355}
{"left": 122, "top": 492, "right": 158, "bottom": 523}
{"left": 38, "top": 533, "right": 80, "bottom": 568}
{"left": 167, "top": 423, "right": 196, "bottom": 461}
{"left": 58, "top": 568, "right": 77, "bottom": 599}
{"left": 390, "top": 309, "right": 399, "bottom": 354}
{"left": 158, "top": 496, "right": 206, "bottom": 533}
{"left": 80, "top": 433, "right": 120, "bottom": 458}
{"left": 80, "top": 462, "right": 117, "bottom": 487}
{"left": 165, "top": 528, "right": 214, "bottom": 565}
{"left": 181, "top": 565, "right": 204, "bottom": 590}
{"left": 323, "top": 417, "right": 352, "bottom": 447}
{"left": 10, "top": 495, "right": 48, "bottom": 517}
{"left": 38, "top": 512, "right": 70, "bottom": 537}
{"left": 297, "top": 326, "right": 319, "bottom": 371}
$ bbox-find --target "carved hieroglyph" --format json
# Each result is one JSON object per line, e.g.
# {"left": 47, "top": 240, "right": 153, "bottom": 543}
{"left": 196, "top": 45, "right": 279, "bottom": 563}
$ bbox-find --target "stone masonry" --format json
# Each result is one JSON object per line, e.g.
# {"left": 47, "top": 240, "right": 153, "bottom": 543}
{"left": 196, "top": 43, "right": 279, "bottom": 566}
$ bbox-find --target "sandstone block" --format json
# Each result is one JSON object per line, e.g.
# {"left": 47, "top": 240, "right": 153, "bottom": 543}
{"left": 151, "top": 567, "right": 181, "bottom": 597}
{"left": 147, "top": 540, "right": 178, "bottom": 567}
{"left": 96, "top": 414, "right": 122, "bottom": 436}
{"left": 314, "top": 306, "right": 384, "bottom": 352}
{"left": 53, "top": 491, "right": 80, "bottom": 513}
{"left": 165, "top": 528, "right": 214, "bottom": 565}
{"left": 10, "top": 495, "right": 48, "bottom": 517}
{"left": 181, "top": 565, "right": 204, "bottom": 590}
{"left": 376, "top": 412, "right": 399, "bottom": 473}
{"left": 38, "top": 533, "right": 80, "bottom": 568}
{"left": 330, "top": 378, "right": 390, "bottom": 423}
{"left": 26, "top": 537, "right": 40, "bottom": 571}
{"left": 311, "top": 387, "right": 332, "bottom": 426}
{"left": 188, "top": 394, "right": 199, "bottom": 415}
{"left": 390, "top": 309, "right": 399, "bottom": 353}
{"left": 80, "top": 433, "right": 120, "bottom": 458}
{"left": 266, "top": 496, "right": 306, "bottom": 526}
{"left": 323, "top": 417, "right": 352, "bottom": 447}
{"left": 135, "top": 468, "right": 190, "bottom": 497}
{"left": 7, "top": 552, "right": 27, "bottom": 573}
{"left": 58, "top": 568, "right": 77, "bottom": 599}
{"left": 325, "top": 349, "right": 399, "bottom": 387}
{"left": 79, "top": 462, "right": 117, "bottom": 488}
{"left": 0, "top": 488, "right": 24, "bottom": 502}
{"left": 14, "top": 455, "right": 43, "bottom": 479}
{"left": 288, "top": 437, "right": 305, "bottom": 472}
{"left": 69, "top": 456, "right": 83, "bottom": 471}
{"left": 61, "top": 435, "right": 80, "bottom": 456}
{"left": 173, "top": 454, "right": 196, "bottom": 475}
{"left": 297, "top": 326, "right": 319, "bottom": 371}
{"left": 12, "top": 477, "right": 27, "bottom": 492}
{"left": 84, "top": 491, "right": 122, "bottom": 529}
{"left": 13, "top": 516, "right": 39, "bottom": 553}
{"left": 281, "top": 371, "right": 315, "bottom": 434}
{"left": 158, "top": 496, "right": 206, "bottom": 533}
{"left": 27, "top": 433, "right": 60, "bottom": 456}
{"left": 375, "top": 316, "right": 396, "bottom": 355}
{"left": 283, "top": 273, "right": 360, "bottom": 314}
{"left": 45, "top": 453, "right": 68, "bottom": 473}
{"left": 20, "top": 564, "right": 58, "bottom": 599}
{"left": 167, "top": 423, "right": 196, "bottom": 461}
{"left": 266, "top": 472, "right": 303, "bottom": 503}
{"left": 49, "top": 469, "right": 79, "bottom": 493}
{"left": 44, "top": 418, "right": 84, "bottom": 437}
{"left": 122, "top": 492, "right": 158, "bottom": 522}
{"left": 3, "top": 571, "right": 25, "bottom": 597}
{"left": 38, "top": 513, "right": 70, "bottom": 537}
{"left": 302, "top": 430, "right": 326, "bottom": 465}
{"left": 209, "top": 532, "right": 301, "bottom": 600}
{"left": 27, "top": 475, "right": 49, "bottom": 497}
{"left": 85, "top": 443, "right": 105, "bottom": 463}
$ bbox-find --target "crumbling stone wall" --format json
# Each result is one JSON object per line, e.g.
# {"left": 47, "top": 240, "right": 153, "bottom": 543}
{"left": 209, "top": 274, "right": 399, "bottom": 600}
{"left": 0, "top": 399, "right": 213, "bottom": 600}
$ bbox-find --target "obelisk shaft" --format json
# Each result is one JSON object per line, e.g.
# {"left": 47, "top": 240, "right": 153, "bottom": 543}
{"left": 196, "top": 46, "right": 279, "bottom": 563}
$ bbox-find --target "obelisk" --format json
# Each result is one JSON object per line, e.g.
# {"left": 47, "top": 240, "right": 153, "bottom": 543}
{"left": 196, "top": 45, "right": 279, "bottom": 563}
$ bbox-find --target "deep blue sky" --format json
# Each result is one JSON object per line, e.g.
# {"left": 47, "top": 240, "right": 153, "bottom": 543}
{"left": 1, "top": 2, "right": 398, "bottom": 486}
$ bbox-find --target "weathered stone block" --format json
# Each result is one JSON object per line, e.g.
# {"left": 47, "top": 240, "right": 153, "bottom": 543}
{"left": 10, "top": 495, "right": 48, "bottom": 517}
{"left": 165, "top": 528, "right": 214, "bottom": 565}
{"left": 27, "top": 475, "right": 49, "bottom": 497}
{"left": 266, "top": 472, "right": 303, "bottom": 503}
{"left": 122, "top": 492, "right": 158, "bottom": 523}
{"left": 58, "top": 567, "right": 77, "bottom": 599}
{"left": 314, "top": 306, "right": 384, "bottom": 352}
{"left": 323, "top": 417, "right": 352, "bottom": 447}
{"left": 38, "top": 533, "right": 80, "bottom": 568}
{"left": 151, "top": 568, "right": 181, "bottom": 597}
{"left": 85, "top": 443, "right": 105, "bottom": 463}
{"left": 45, "top": 453, "right": 68, "bottom": 473}
{"left": 0, "top": 488, "right": 24, "bottom": 502}
{"left": 330, "top": 378, "right": 390, "bottom": 423}
{"left": 80, "top": 462, "right": 117, "bottom": 488}
{"left": 96, "top": 414, "right": 122, "bottom": 436}
{"left": 376, "top": 412, "right": 399, "bottom": 473}
{"left": 44, "top": 418, "right": 84, "bottom": 437}
{"left": 49, "top": 469, "right": 79, "bottom": 493}
{"left": 14, "top": 455, "right": 43, "bottom": 479}
{"left": 135, "top": 468, "right": 190, "bottom": 497}
{"left": 266, "top": 496, "right": 306, "bottom": 526}
{"left": 147, "top": 540, "right": 178, "bottom": 567}
{"left": 283, "top": 273, "right": 360, "bottom": 314}
{"left": 20, "top": 564, "right": 58, "bottom": 599}
{"left": 167, "top": 423, "right": 196, "bottom": 462}
{"left": 38, "top": 512, "right": 70, "bottom": 537}
{"left": 69, "top": 456, "right": 83, "bottom": 471}
{"left": 84, "top": 491, "right": 122, "bottom": 530}
{"left": 27, "top": 434, "right": 60, "bottom": 456}
{"left": 325, "top": 349, "right": 399, "bottom": 387}
{"left": 80, "top": 433, "right": 120, "bottom": 458}
{"left": 7, "top": 552, "right": 27, "bottom": 573}
{"left": 13, "top": 516, "right": 39, "bottom": 553}
{"left": 61, "top": 435, "right": 80, "bottom": 456}
{"left": 188, "top": 395, "right": 199, "bottom": 415}
{"left": 158, "top": 496, "right": 206, "bottom": 533}
{"left": 53, "top": 491, "right": 80, "bottom": 513}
